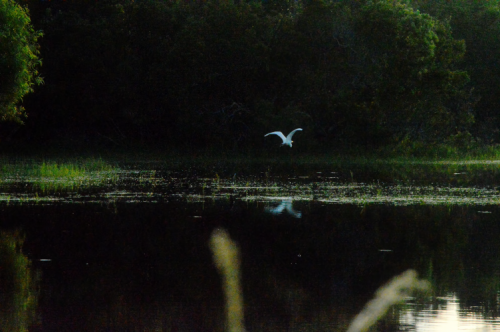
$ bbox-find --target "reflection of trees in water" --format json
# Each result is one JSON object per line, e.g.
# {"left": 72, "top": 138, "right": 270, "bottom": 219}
{"left": 209, "top": 228, "right": 429, "bottom": 332}
{"left": 361, "top": 204, "right": 500, "bottom": 321}
{"left": 5, "top": 202, "right": 497, "bottom": 330}
{"left": 454, "top": 208, "right": 500, "bottom": 318}
{"left": 0, "top": 231, "right": 39, "bottom": 332}
{"left": 231, "top": 203, "right": 500, "bottom": 327}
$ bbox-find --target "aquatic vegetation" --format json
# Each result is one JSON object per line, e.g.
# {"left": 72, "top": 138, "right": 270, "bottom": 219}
{"left": 0, "top": 162, "right": 497, "bottom": 206}
{"left": 0, "top": 158, "right": 119, "bottom": 192}
{"left": 221, "top": 180, "right": 500, "bottom": 206}
{"left": 0, "top": 153, "right": 499, "bottom": 330}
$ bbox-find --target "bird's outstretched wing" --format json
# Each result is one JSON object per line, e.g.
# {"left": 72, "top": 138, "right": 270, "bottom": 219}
{"left": 284, "top": 201, "right": 302, "bottom": 218}
{"left": 265, "top": 131, "right": 287, "bottom": 143}
{"left": 286, "top": 128, "right": 302, "bottom": 141}
{"left": 266, "top": 201, "right": 287, "bottom": 214}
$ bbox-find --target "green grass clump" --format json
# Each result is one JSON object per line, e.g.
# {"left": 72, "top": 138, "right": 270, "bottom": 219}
{"left": 38, "top": 162, "right": 85, "bottom": 179}
{"left": 0, "top": 157, "right": 119, "bottom": 191}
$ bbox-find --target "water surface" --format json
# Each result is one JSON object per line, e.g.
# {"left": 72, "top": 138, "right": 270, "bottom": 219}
{"left": 1, "top": 160, "right": 500, "bottom": 331}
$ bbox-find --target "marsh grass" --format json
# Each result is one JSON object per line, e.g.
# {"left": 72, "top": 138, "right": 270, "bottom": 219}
{"left": 381, "top": 141, "right": 500, "bottom": 160}
{"left": 0, "top": 158, "right": 119, "bottom": 191}
{"left": 0, "top": 150, "right": 498, "bottom": 204}
{"left": 114, "top": 147, "right": 500, "bottom": 186}
{"left": 38, "top": 162, "right": 87, "bottom": 179}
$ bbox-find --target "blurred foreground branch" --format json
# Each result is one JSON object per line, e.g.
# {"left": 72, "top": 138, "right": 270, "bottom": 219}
{"left": 210, "top": 228, "right": 246, "bottom": 332}
{"left": 347, "top": 269, "right": 430, "bottom": 332}
{"left": 210, "top": 228, "right": 430, "bottom": 332}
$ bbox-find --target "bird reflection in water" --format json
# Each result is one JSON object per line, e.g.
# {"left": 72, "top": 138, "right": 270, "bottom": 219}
{"left": 265, "top": 199, "right": 302, "bottom": 218}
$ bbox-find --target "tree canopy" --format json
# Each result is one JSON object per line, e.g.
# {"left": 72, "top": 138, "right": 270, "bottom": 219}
{"left": 5, "top": 0, "right": 500, "bottom": 150}
{"left": 0, "top": 0, "right": 42, "bottom": 123}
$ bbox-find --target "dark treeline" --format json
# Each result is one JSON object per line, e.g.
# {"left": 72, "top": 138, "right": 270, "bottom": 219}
{"left": 3, "top": 0, "right": 500, "bottom": 151}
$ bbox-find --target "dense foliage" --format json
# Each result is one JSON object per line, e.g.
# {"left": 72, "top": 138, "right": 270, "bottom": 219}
{"left": 3, "top": 0, "right": 500, "bottom": 150}
{"left": 0, "top": 0, "right": 42, "bottom": 123}
{"left": 411, "top": 0, "right": 500, "bottom": 143}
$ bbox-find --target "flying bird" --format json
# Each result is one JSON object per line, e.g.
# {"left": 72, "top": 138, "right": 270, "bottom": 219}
{"left": 264, "top": 128, "right": 302, "bottom": 147}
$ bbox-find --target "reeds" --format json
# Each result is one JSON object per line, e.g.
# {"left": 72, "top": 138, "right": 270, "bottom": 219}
{"left": 0, "top": 158, "right": 119, "bottom": 191}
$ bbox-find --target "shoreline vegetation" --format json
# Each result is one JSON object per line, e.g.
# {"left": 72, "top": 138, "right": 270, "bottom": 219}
{"left": 0, "top": 146, "right": 500, "bottom": 169}
{"left": 0, "top": 147, "right": 498, "bottom": 206}
{"left": 0, "top": 157, "right": 119, "bottom": 191}
{"left": 3, "top": 0, "right": 500, "bottom": 151}
{"left": 6, "top": 134, "right": 499, "bottom": 163}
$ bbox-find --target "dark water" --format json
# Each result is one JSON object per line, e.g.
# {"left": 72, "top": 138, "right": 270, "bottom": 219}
{"left": 1, "top": 162, "right": 500, "bottom": 331}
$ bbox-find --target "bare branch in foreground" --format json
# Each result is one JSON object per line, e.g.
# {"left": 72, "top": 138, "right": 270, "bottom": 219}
{"left": 347, "top": 269, "right": 430, "bottom": 332}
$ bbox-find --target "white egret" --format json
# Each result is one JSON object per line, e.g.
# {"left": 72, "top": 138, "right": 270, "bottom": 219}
{"left": 264, "top": 128, "right": 302, "bottom": 147}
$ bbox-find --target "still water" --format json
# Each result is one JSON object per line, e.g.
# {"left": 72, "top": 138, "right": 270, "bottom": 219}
{"left": 1, "top": 160, "right": 500, "bottom": 331}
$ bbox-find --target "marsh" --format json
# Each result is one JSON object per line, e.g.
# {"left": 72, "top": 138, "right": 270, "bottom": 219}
{"left": 1, "top": 156, "right": 500, "bottom": 331}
